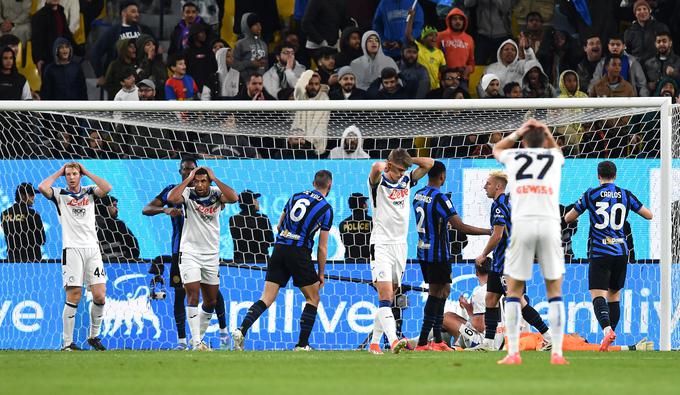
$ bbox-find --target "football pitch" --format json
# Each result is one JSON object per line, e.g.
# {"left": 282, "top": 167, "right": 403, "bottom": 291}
{"left": 2, "top": 351, "right": 680, "bottom": 395}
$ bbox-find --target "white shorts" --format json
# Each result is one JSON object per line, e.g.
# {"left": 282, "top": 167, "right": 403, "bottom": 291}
{"left": 62, "top": 248, "right": 106, "bottom": 287}
{"left": 179, "top": 252, "right": 220, "bottom": 285}
{"left": 504, "top": 219, "right": 565, "bottom": 281}
{"left": 371, "top": 243, "right": 407, "bottom": 286}
{"left": 455, "top": 322, "right": 485, "bottom": 349}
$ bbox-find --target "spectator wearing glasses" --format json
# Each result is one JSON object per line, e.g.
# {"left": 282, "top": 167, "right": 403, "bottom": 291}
{"left": 426, "top": 67, "right": 463, "bottom": 99}
{"left": 263, "top": 43, "right": 306, "bottom": 99}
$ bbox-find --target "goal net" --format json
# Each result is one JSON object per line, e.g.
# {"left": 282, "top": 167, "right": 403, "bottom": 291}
{"left": 0, "top": 98, "right": 676, "bottom": 351}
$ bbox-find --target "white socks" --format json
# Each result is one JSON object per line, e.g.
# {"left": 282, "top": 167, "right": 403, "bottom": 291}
{"left": 89, "top": 301, "right": 105, "bottom": 339}
{"left": 62, "top": 302, "right": 78, "bottom": 347}
{"left": 371, "top": 309, "right": 384, "bottom": 345}
{"left": 504, "top": 298, "right": 521, "bottom": 355}
{"left": 199, "top": 306, "right": 214, "bottom": 340}
{"left": 186, "top": 305, "right": 200, "bottom": 347}
{"left": 548, "top": 297, "right": 565, "bottom": 357}
{"left": 377, "top": 306, "right": 398, "bottom": 345}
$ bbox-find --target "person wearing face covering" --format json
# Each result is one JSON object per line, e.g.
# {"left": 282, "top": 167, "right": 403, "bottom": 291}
{"left": 210, "top": 47, "right": 240, "bottom": 99}
{"left": 329, "top": 125, "right": 370, "bottom": 159}
{"left": 350, "top": 31, "right": 398, "bottom": 90}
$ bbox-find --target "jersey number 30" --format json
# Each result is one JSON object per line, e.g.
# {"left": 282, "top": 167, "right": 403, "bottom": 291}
{"left": 595, "top": 202, "right": 626, "bottom": 230}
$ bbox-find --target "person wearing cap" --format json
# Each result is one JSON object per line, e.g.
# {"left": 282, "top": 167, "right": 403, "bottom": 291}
{"left": 233, "top": 12, "right": 268, "bottom": 76}
{"left": 479, "top": 73, "right": 503, "bottom": 98}
{"left": 1, "top": 183, "right": 45, "bottom": 262}
{"left": 137, "top": 78, "right": 156, "bottom": 100}
{"left": 329, "top": 66, "right": 366, "bottom": 100}
{"left": 229, "top": 190, "right": 274, "bottom": 264}
{"left": 339, "top": 193, "right": 372, "bottom": 263}
{"left": 624, "top": 0, "right": 669, "bottom": 63}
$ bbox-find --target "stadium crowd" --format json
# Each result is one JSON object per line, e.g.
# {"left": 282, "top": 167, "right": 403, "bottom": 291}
{"left": 0, "top": 0, "right": 677, "bottom": 160}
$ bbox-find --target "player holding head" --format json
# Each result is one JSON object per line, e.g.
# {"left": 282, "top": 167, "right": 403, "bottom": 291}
{"left": 412, "top": 160, "right": 490, "bottom": 351}
{"left": 493, "top": 119, "right": 569, "bottom": 365}
{"left": 564, "top": 161, "right": 652, "bottom": 351}
{"left": 368, "top": 149, "right": 434, "bottom": 354}
{"left": 469, "top": 170, "right": 553, "bottom": 351}
{"left": 38, "top": 162, "right": 112, "bottom": 351}
{"left": 142, "top": 158, "right": 232, "bottom": 350}
{"left": 233, "top": 170, "right": 334, "bottom": 351}
{"left": 167, "top": 166, "right": 238, "bottom": 350}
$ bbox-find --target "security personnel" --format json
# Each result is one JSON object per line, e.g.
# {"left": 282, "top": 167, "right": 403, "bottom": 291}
{"left": 1, "top": 183, "right": 45, "bottom": 261}
{"left": 339, "top": 193, "right": 372, "bottom": 263}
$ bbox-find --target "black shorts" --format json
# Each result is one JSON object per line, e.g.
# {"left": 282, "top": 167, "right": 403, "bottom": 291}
{"left": 170, "top": 253, "right": 183, "bottom": 288}
{"left": 589, "top": 255, "right": 628, "bottom": 291}
{"left": 487, "top": 271, "right": 507, "bottom": 295}
{"left": 265, "top": 245, "right": 319, "bottom": 288}
{"left": 419, "top": 261, "right": 452, "bottom": 284}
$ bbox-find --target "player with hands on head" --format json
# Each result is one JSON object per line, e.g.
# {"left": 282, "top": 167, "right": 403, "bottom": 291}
{"left": 38, "top": 162, "right": 112, "bottom": 351}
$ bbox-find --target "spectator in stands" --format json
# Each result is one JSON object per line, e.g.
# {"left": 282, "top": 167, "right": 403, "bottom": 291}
{"left": 329, "top": 66, "right": 366, "bottom": 100}
{"left": 522, "top": 61, "right": 555, "bottom": 98}
{"left": 113, "top": 69, "right": 139, "bottom": 101}
{"left": 314, "top": 47, "right": 338, "bottom": 86}
{"left": 426, "top": 67, "right": 463, "bottom": 99}
{"left": 264, "top": 43, "right": 306, "bottom": 99}
{"left": 104, "top": 38, "right": 136, "bottom": 100}
{"left": 463, "top": 0, "right": 513, "bottom": 65}
{"left": 135, "top": 34, "right": 166, "bottom": 100}
{"left": 301, "top": 0, "right": 347, "bottom": 56}
{"left": 37, "top": 0, "right": 79, "bottom": 36}
{"left": 31, "top": 0, "right": 75, "bottom": 75}
{"left": 211, "top": 38, "right": 228, "bottom": 53}
{"left": 0, "top": 0, "right": 32, "bottom": 45}
{"left": 79, "top": 0, "right": 103, "bottom": 39}
{"left": 397, "top": 42, "right": 429, "bottom": 99}
{"left": 405, "top": 14, "right": 446, "bottom": 92}
{"left": 281, "top": 30, "right": 310, "bottom": 69}
{"left": 234, "top": 0, "right": 280, "bottom": 45}
{"left": 644, "top": 31, "right": 680, "bottom": 93}
{"left": 654, "top": 76, "right": 678, "bottom": 102}
{"left": 503, "top": 81, "right": 521, "bottom": 98}
{"left": 165, "top": 54, "right": 198, "bottom": 100}
{"left": 83, "top": 130, "right": 111, "bottom": 158}
{"left": 558, "top": 70, "right": 588, "bottom": 98}
{"left": 211, "top": 47, "right": 240, "bottom": 100}
{"left": 589, "top": 55, "right": 637, "bottom": 97}
{"left": 339, "top": 192, "right": 372, "bottom": 263}
{"left": 229, "top": 190, "right": 274, "bottom": 264}
{"left": 576, "top": 35, "right": 603, "bottom": 93}
{"left": 483, "top": 37, "right": 535, "bottom": 93}
{"left": 292, "top": 70, "right": 330, "bottom": 155}
{"left": 95, "top": 195, "right": 140, "bottom": 260}
{"left": 233, "top": 13, "right": 268, "bottom": 77}
{"left": 0, "top": 46, "right": 30, "bottom": 99}
{"left": 1, "top": 183, "right": 45, "bottom": 262}
{"left": 443, "top": 86, "right": 470, "bottom": 99}
{"left": 479, "top": 74, "right": 502, "bottom": 98}
{"left": 48, "top": 131, "right": 82, "bottom": 158}
{"left": 558, "top": 0, "right": 617, "bottom": 47}
{"left": 347, "top": 0, "right": 381, "bottom": 34}
{"left": 351, "top": 31, "right": 398, "bottom": 90}
{"left": 523, "top": 11, "right": 546, "bottom": 55}
{"left": 437, "top": 8, "right": 474, "bottom": 86}
{"left": 234, "top": 72, "right": 274, "bottom": 100}
{"left": 184, "top": 22, "right": 217, "bottom": 96}
{"left": 537, "top": 29, "right": 583, "bottom": 88}
{"left": 373, "top": 0, "right": 423, "bottom": 60}
{"left": 169, "top": 2, "right": 212, "bottom": 56}
{"left": 624, "top": 0, "right": 669, "bottom": 62}
{"left": 335, "top": 26, "right": 363, "bottom": 68}
{"left": 367, "top": 66, "right": 416, "bottom": 99}
{"left": 90, "top": 1, "right": 153, "bottom": 88}
{"left": 590, "top": 35, "right": 648, "bottom": 97}
{"left": 515, "top": 1, "right": 554, "bottom": 32}
{"left": 0, "top": 33, "right": 18, "bottom": 56}
{"left": 137, "top": 78, "right": 155, "bottom": 100}
{"left": 41, "top": 37, "right": 86, "bottom": 100}
{"left": 329, "top": 125, "right": 370, "bottom": 159}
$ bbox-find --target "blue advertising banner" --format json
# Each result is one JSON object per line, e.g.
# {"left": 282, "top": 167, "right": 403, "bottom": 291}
{"left": 0, "top": 263, "right": 677, "bottom": 350}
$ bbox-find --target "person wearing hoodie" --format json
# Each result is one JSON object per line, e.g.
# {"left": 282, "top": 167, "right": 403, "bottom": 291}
{"left": 234, "top": 0, "right": 281, "bottom": 45}
{"left": 644, "top": 31, "right": 680, "bottom": 93}
{"left": 41, "top": 37, "right": 87, "bottom": 100}
{"left": 291, "top": 70, "right": 330, "bottom": 155}
{"left": 556, "top": 70, "right": 588, "bottom": 153}
{"left": 463, "top": 0, "right": 514, "bottom": 65}
{"left": 229, "top": 190, "right": 274, "bottom": 264}
{"left": 339, "top": 192, "right": 373, "bottom": 263}
{"left": 624, "top": 0, "right": 669, "bottom": 63}
{"left": 329, "top": 125, "right": 370, "bottom": 159}
{"left": 483, "top": 37, "right": 536, "bottom": 94}
{"left": 335, "top": 26, "right": 363, "bottom": 68}
{"left": 350, "top": 30, "right": 399, "bottom": 90}
{"left": 301, "top": 0, "right": 347, "bottom": 52}
{"left": 135, "top": 34, "right": 166, "bottom": 100}
{"left": 0, "top": 46, "right": 30, "bottom": 99}
{"left": 168, "top": 2, "right": 214, "bottom": 56}
{"left": 373, "top": 0, "right": 424, "bottom": 60}
{"left": 521, "top": 61, "right": 555, "bottom": 98}
{"left": 184, "top": 22, "right": 217, "bottom": 95}
{"left": 588, "top": 35, "right": 649, "bottom": 97}
{"left": 233, "top": 13, "right": 268, "bottom": 77}
{"left": 329, "top": 66, "right": 366, "bottom": 100}
{"left": 211, "top": 47, "right": 240, "bottom": 99}
{"left": 558, "top": 70, "right": 588, "bottom": 98}
{"left": 436, "top": 8, "right": 474, "bottom": 83}
{"left": 104, "top": 38, "right": 136, "bottom": 100}
{"left": 263, "top": 43, "right": 306, "bottom": 99}
{"left": 479, "top": 73, "right": 502, "bottom": 98}
{"left": 30, "top": 0, "right": 75, "bottom": 74}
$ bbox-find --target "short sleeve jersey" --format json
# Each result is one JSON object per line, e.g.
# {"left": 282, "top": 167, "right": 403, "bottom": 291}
{"left": 369, "top": 171, "right": 416, "bottom": 244}
{"left": 50, "top": 186, "right": 99, "bottom": 249}
{"left": 276, "top": 190, "right": 333, "bottom": 250}
{"left": 490, "top": 193, "right": 511, "bottom": 272}
{"left": 180, "top": 186, "right": 223, "bottom": 254}
{"left": 412, "top": 185, "right": 458, "bottom": 263}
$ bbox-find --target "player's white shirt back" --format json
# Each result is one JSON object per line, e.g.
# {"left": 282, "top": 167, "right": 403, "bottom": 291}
{"left": 446, "top": 283, "right": 487, "bottom": 320}
{"left": 369, "top": 171, "right": 415, "bottom": 244}
{"left": 499, "top": 148, "right": 564, "bottom": 221}
{"left": 50, "top": 185, "right": 99, "bottom": 249}
{"left": 180, "top": 186, "right": 223, "bottom": 254}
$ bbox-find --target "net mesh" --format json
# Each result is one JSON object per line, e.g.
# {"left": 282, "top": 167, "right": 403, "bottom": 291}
{"left": 0, "top": 101, "right": 676, "bottom": 350}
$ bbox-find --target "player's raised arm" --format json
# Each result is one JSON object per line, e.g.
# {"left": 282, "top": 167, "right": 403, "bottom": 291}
{"left": 492, "top": 119, "right": 537, "bottom": 160}
{"left": 203, "top": 167, "right": 238, "bottom": 203}
{"left": 78, "top": 163, "right": 112, "bottom": 197}
{"left": 38, "top": 163, "right": 67, "bottom": 199}
{"left": 369, "top": 161, "right": 386, "bottom": 186}
{"left": 475, "top": 225, "right": 504, "bottom": 267}
{"left": 167, "top": 168, "right": 196, "bottom": 204}
{"left": 448, "top": 214, "right": 491, "bottom": 236}
{"left": 410, "top": 156, "right": 435, "bottom": 182}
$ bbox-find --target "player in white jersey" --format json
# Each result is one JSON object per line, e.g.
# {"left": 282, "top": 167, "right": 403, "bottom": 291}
{"left": 367, "top": 148, "right": 434, "bottom": 354}
{"left": 167, "top": 167, "right": 238, "bottom": 350}
{"left": 493, "top": 119, "right": 569, "bottom": 365}
{"left": 38, "top": 162, "right": 112, "bottom": 351}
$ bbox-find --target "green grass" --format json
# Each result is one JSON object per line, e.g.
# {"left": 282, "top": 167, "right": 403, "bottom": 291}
{"left": 1, "top": 351, "right": 680, "bottom": 395}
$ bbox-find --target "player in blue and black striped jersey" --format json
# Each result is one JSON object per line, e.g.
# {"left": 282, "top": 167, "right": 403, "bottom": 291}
{"left": 565, "top": 161, "right": 652, "bottom": 351}
{"left": 413, "top": 161, "right": 490, "bottom": 351}
{"left": 233, "top": 170, "right": 334, "bottom": 351}
{"left": 142, "top": 158, "right": 230, "bottom": 350}
{"left": 469, "top": 171, "right": 553, "bottom": 351}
